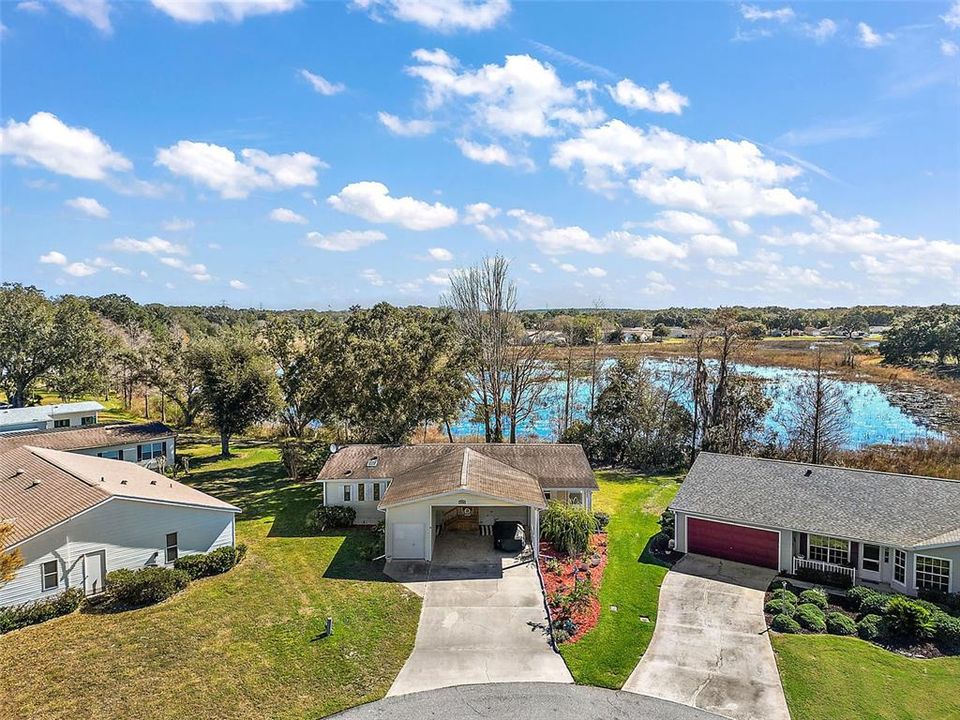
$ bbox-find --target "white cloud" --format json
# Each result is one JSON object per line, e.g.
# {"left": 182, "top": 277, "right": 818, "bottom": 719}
{"left": 360, "top": 268, "right": 385, "bottom": 286}
{"left": 353, "top": 0, "right": 510, "bottom": 32}
{"left": 728, "top": 219, "right": 752, "bottom": 236}
{"left": 151, "top": 0, "right": 300, "bottom": 23}
{"left": 162, "top": 217, "right": 195, "bottom": 231}
{"left": 306, "top": 229, "right": 387, "bottom": 251}
{"left": 65, "top": 196, "right": 109, "bottom": 218}
{"left": 426, "top": 268, "right": 452, "bottom": 285}
{"left": 456, "top": 138, "right": 530, "bottom": 168}
{"left": 39, "top": 250, "right": 67, "bottom": 265}
{"left": 536, "top": 226, "right": 610, "bottom": 255}
{"left": 269, "top": 207, "right": 308, "bottom": 224}
{"left": 641, "top": 270, "right": 675, "bottom": 294}
{"left": 689, "top": 233, "right": 739, "bottom": 257}
{"left": 559, "top": 262, "right": 577, "bottom": 273}
{"left": 299, "top": 68, "right": 346, "bottom": 96}
{"left": 739, "top": 4, "right": 794, "bottom": 22}
{"left": 584, "top": 266, "right": 607, "bottom": 277}
{"left": 229, "top": 279, "right": 248, "bottom": 290}
{"left": 943, "top": 2, "right": 960, "bottom": 30}
{"left": 378, "top": 112, "right": 436, "bottom": 137}
{"left": 0, "top": 112, "right": 131, "bottom": 180}
{"left": 857, "top": 22, "right": 890, "bottom": 48}
{"left": 607, "top": 79, "right": 689, "bottom": 115}
{"left": 327, "top": 181, "right": 458, "bottom": 230}
{"left": 427, "top": 247, "right": 453, "bottom": 261}
{"left": 160, "top": 256, "right": 211, "bottom": 281}
{"left": 528, "top": 262, "right": 543, "bottom": 273}
{"left": 645, "top": 210, "right": 718, "bottom": 235}
{"left": 463, "top": 202, "right": 500, "bottom": 225}
{"left": 64, "top": 261, "right": 97, "bottom": 277}
{"left": 53, "top": 0, "right": 112, "bottom": 33}
{"left": 805, "top": 18, "right": 837, "bottom": 42}
{"left": 155, "top": 141, "right": 324, "bottom": 198}
{"left": 941, "top": 39, "right": 959, "bottom": 57}
{"left": 111, "top": 236, "right": 188, "bottom": 255}
{"left": 612, "top": 232, "right": 688, "bottom": 262}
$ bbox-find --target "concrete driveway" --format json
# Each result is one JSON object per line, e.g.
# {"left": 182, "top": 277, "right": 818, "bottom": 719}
{"left": 386, "top": 532, "right": 572, "bottom": 696}
{"left": 623, "top": 554, "right": 790, "bottom": 720}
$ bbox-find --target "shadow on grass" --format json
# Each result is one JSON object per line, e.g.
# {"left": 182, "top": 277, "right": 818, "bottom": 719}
{"left": 639, "top": 535, "right": 679, "bottom": 570}
{"left": 322, "top": 530, "right": 391, "bottom": 582}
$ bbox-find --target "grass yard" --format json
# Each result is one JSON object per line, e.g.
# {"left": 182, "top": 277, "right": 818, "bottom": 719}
{"left": 559, "top": 470, "right": 681, "bottom": 688}
{"left": 773, "top": 634, "right": 960, "bottom": 720}
{"left": 0, "top": 438, "right": 421, "bottom": 720}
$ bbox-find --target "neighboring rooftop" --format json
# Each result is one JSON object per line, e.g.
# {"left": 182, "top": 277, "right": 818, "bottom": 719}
{"left": 0, "top": 421, "right": 174, "bottom": 453}
{"left": 1, "top": 445, "right": 239, "bottom": 548}
{"left": 672, "top": 452, "right": 960, "bottom": 549}
{"left": 0, "top": 401, "right": 105, "bottom": 428}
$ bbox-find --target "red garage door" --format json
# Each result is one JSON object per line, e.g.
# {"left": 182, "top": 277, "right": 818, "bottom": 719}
{"left": 687, "top": 517, "right": 780, "bottom": 570}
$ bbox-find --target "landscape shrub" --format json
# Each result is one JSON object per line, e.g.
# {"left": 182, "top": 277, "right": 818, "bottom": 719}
{"left": 551, "top": 578, "right": 595, "bottom": 621}
{"left": 657, "top": 510, "right": 675, "bottom": 539}
{"left": 771, "top": 588, "right": 799, "bottom": 605}
{"left": 173, "top": 544, "right": 247, "bottom": 580}
{"left": 764, "top": 598, "right": 797, "bottom": 617}
{"left": 771, "top": 614, "right": 801, "bottom": 633}
{"left": 857, "top": 614, "right": 883, "bottom": 641}
{"left": 540, "top": 502, "right": 593, "bottom": 556}
{"left": 0, "top": 588, "right": 84, "bottom": 634}
{"left": 932, "top": 611, "right": 960, "bottom": 647}
{"left": 545, "top": 558, "right": 564, "bottom": 575}
{"left": 358, "top": 522, "right": 385, "bottom": 561}
{"left": 882, "top": 596, "right": 936, "bottom": 641}
{"left": 847, "top": 586, "right": 890, "bottom": 614}
{"left": 305, "top": 505, "right": 356, "bottom": 532}
{"left": 826, "top": 612, "right": 857, "bottom": 636}
{"left": 278, "top": 438, "right": 331, "bottom": 482}
{"left": 106, "top": 567, "right": 190, "bottom": 608}
{"left": 918, "top": 588, "right": 960, "bottom": 615}
{"left": 592, "top": 510, "right": 610, "bottom": 532}
{"left": 796, "top": 603, "right": 827, "bottom": 632}
{"left": 795, "top": 565, "right": 853, "bottom": 589}
{"left": 799, "top": 588, "right": 829, "bottom": 610}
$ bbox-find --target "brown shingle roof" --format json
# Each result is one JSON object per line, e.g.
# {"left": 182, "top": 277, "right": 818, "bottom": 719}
{"left": 318, "top": 443, "right": 597, "bottom": 508}
{"left": 1, "top": 446, "right": 239, "bottom": 549}
{"left": 0, "top": 422, "right": 174, "bottom": 453}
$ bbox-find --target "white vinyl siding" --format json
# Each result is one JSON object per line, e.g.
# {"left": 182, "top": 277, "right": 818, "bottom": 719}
{"left": 323, "top": 480, "right": 387, "bottom": 525}
{"left": 74, "top": 437, "right": 175, "bottom": 467}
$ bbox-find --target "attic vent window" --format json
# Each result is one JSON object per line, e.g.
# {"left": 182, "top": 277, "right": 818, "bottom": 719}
{"left": 366, "top": 457, "right": 379, "bottom": 468}
{"left": 804, "top": 469, "right": 813, "bottom": 477}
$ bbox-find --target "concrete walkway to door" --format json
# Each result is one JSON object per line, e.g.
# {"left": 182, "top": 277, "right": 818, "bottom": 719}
{"left": 386, "top": 531, "right": 572, "bottom": 696}
{"left": 623, "top": 554, "right": 790, "bottom": 720}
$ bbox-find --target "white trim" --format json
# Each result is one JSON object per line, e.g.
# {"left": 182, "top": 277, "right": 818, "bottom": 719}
{"left": 683, "top": 513, "right": 784, "bottom": 571}
{"left": 914, "top": 553, "right": 953, "bottom": 593}
{"left": 893, "top": 548, "right": 907, "bottom": 587}
{"left": 378, "top": 488, "right": 544, "bottom": 511}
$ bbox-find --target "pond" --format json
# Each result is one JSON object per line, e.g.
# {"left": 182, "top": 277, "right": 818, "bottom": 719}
{"left": 449, "top": 358, "right": 949, "bottom": 448}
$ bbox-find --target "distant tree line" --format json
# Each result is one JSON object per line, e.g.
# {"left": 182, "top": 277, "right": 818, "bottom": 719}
{"left": 880, "top": 306, "right": 960, "bottom": 367}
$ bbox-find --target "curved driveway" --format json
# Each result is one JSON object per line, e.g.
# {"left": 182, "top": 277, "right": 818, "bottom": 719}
{"left": 334, "top": 682, "right": 723, "bottom": 720}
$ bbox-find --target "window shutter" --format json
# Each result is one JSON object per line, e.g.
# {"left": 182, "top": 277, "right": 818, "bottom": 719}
{"left": 137, "top": 445, "right": 142, "bottom": 461}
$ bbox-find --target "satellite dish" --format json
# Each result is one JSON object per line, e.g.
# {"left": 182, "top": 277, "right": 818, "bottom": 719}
{"left": 329, "top": 444, "right": 339, "bottom": 454}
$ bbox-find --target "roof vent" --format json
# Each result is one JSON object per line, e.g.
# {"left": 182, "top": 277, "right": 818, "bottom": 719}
{"left": 120, "top": 479, "right": 128, "bottom": 485}
{"left": 804, "top": 469, "right": 812, "bottom": 477}
{"left": 344, "top": 469, "right": 352, "bottom": 476}
{"left": 366, "top": 456, "right": 379, "bottom": 468}
{"left": 150, "top": 479, "right": 157, "bottom": 485}
{"left": 13, "top": 468, "right": 26, "bottom": 477}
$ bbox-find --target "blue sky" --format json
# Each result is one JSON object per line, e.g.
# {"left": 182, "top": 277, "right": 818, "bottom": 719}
{"left": 1, "top": 0, "right": 958, "bottom": 310}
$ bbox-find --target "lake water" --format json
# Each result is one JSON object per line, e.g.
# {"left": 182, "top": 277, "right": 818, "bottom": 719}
{"left": 449, "top": 359, "right": 947, "bottom": 448}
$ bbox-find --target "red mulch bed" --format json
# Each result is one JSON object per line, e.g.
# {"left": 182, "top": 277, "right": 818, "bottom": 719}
{"left": 538, "top": 533, "right": 608, "bottom": 643}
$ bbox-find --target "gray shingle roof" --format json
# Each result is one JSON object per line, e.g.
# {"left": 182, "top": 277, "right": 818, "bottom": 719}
{"left": 672, "top": 452, "right": 960, "bottom": 549}
{"left": 0, "top": 422, "right": 174, "bottom": 453}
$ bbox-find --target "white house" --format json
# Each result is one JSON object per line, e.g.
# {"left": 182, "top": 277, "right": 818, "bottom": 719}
{"left": 621, "top": 327, "right": 653, "bottom": 343}
{"left": 0, "top": 445, "right": 239, "bottom": 608}
{"left": 0, "top": 422, "right": 176, "bottom": 469}
{"left": 316, "top": 444, "right": 598, "bottom": 563}
{"left": 0, "top": 401, "right": 104, "bottom": 435}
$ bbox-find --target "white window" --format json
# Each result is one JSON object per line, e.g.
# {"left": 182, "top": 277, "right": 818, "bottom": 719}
{"left": 139, "top": 442, "right": 166, "bottom": 461}
{"left": 894, "top": 549, "right": 906, "bottom": 584}
{"left": 568, "top": 491, "right": 583, "bottom": 505}
{"left": 53, "top": 419, "right": 70, "bottom": 428}
{"left": 808, "top": 535, "right": 849, "bottom": 565}
{"left": 41, "top": 560, "right": 58, "bottom": 592}
{"left": 544, "top": 491, "right": 551, "bottom": 501}
{"left": 97, "top": 450, "right": 121, "bottom": 460}
{"left": 862, "top": 544, "right": 881, "bottom": 573}
{"left": 80, "top": 415, "right": 96, "bottom": 426}
{"left": 915, "top": 555, "right": 951, "bottom": 593}
{"left": 343, "top": 484, "right": 352, "bottom": 502}
{"left": 165, "top": 532, "right": 178, "bottom": 564}
{"left": 372, "top": 482, "right": 381, "bottom": 502}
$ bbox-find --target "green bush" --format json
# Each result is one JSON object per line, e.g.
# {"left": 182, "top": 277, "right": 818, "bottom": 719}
{"left": 0, "top": 588, "right": 84, "bottom": 634}
{"left": 918, "top": 588, "right": 960, "bottom": 614}
{"left": 540, "top": 501, "right": 594, "bottom": 556}
{"left": 847, "top": 586, "right": 891, "bottom": 615}
{"left": 795, "top": 565, "right": 853, "bottom": 589}
{"left": 173, "top": 544, "right": 246, "bottom": 580}
{"left": 882, "top": 596, "right": 936, "bottom": 641}
{"left": 771, "top": 588, "right": 799, "bottom": 604}
{"left": 305, "top": 505, "right": 356, "bottom": 532}
{"left": 765, "top": 598, "right": 797, "bottom": 616}
{"left": 592, "top": 510, "right": 610, "bottom": 532}
{"left": 826, "top": 612, "right": 857, "bottom": 636}
{"left": 932, "top": 611, "right": 960, "bottom": 648}
{"left": 106, "top": 566, "right": 190, "bottom": 607}
{"left": 796, "top": 603, "right": 827, "bottom": 632}
{"left": 857, "top": 613, "right": 883, "bottom": 641}
{"left": 771, "top": 614, "right": 802, "bottom": 633}
{"left": 358, "top": 522, "right": 385, "bottom": 562}
{"left": 799, "top": 588, "right": 829, "bottom": 609}
{"left": 657, "top": 510, "right": 675, "bottom": 539}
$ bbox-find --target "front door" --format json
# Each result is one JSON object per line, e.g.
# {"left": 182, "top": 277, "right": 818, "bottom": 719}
{"left": 860, "top": 543, "right": 882, "bottom": 582}
{"left": 83, "top": 551, "right": 106, "bottom": 595}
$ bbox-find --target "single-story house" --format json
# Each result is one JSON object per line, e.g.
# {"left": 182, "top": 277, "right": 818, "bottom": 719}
{"left": 671, "top": 452, "right": 960, "bottom": 595}
{"left": 0, "top": 422, "right": 176, "bottom": 469}
{"left": 316, "top": 444, "right": 598, "bottom": 562}
{"left": 520, "top": 329, "right": 568, "bottom": 346}
{"left": 0, "top": 401, "right": 104, "bottom": 435}
{"left": 667, "top": 326, "right": 692, "bottom": 339}
{"left": 621, "top": 327, "right": 653, "bottom": 343}
{"left": 0, "top": 445, "right": 240, "bottom": 608}
{"left": 869, "top": 325, "right": 893, "bottom": 335}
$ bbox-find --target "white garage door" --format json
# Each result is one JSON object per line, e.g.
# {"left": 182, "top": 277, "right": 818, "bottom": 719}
{"left": 392, "top": 523, "right": 425, "bottom": 559}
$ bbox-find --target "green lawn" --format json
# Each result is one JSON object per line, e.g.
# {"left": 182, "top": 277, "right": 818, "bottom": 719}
{"left": 773, "top": 634, "right": 960, "bottom": 720}
{"left": 0, "top": 438, "right": 421, "bottom": 720}
{"left": 559, "top": 470, "right": 681, "bottom": 688}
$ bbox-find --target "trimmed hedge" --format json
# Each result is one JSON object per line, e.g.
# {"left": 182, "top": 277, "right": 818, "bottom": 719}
{"left": 771, "top": 613, "right": 801, "bottom": 633}
{"left": 882, "top": 596, "right": 936, "bottom": 641}
{"left": 174, "top": 543, "right": 247, "bottom": 580}
{"left": 826, "top": 611, "right": 857, "bottom": 636}
{"left": 305, "top": 505, "right": 356, "bottom": 532}
{"left": 771, "top": 588, "right": 799, "bottom": 605}
{"left": 795, "top": 565, "right": 853, "bottom": 589}
{"left": 933, "top": 611, "right": 960, "bottom": 647}
{"left": 799, "top": 588, "right": 829, "bottom": 610}
{"left": 796, "top": 603, "right": 827, "bottom": 632}
{"left": 0, "top": 588, "right": 84, "bottom": 634}
{"left": 540, "top": 501, "right": 594, "bottom": 556}
{"left": 106, "top": 566, "right": 190, "bottom": 608}
{"left": 857, "top": 613, "right": 883, "bottom": 641}
{"left": 847, "top": 586, "right": 891, "bottom": 615}
{"left": 765, "top": 598, "right": 797, "bottom": 617}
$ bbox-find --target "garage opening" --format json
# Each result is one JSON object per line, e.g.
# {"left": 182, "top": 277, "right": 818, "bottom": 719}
{"left": 432, "top": 504, "right": 533, "bottom": 566}
{"left": 687, "top": 517, "right": 780, "bottom": 570}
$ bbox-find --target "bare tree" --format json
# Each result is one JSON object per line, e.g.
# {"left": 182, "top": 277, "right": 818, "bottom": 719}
{"left": 506, "top": 321, "right": 555, "bottom": 443}
{"left": 780, "top": 348, "right": 850, "bottom": 464}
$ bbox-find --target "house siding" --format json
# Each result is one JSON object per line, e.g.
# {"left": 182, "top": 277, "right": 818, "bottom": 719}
{"left": 72, "top": 436, "right": 176, "bottom": 466}
{"left": 322, "top": 479, "right": 389, "bottom": 524}
{"left": 542, "top": 488, "right": 593, "bottom": 510}
{"left": 0, "top": 498, "right": 235, "bottom": 608}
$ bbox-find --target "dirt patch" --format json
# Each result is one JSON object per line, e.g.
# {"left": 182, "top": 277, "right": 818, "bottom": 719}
{"left": 539, "top": 533, "right": 608, "bottom": 643}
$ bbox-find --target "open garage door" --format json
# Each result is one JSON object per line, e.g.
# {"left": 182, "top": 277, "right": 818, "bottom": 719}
{"left": 687, "top": 517, "right": 780, "bottom": 570}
